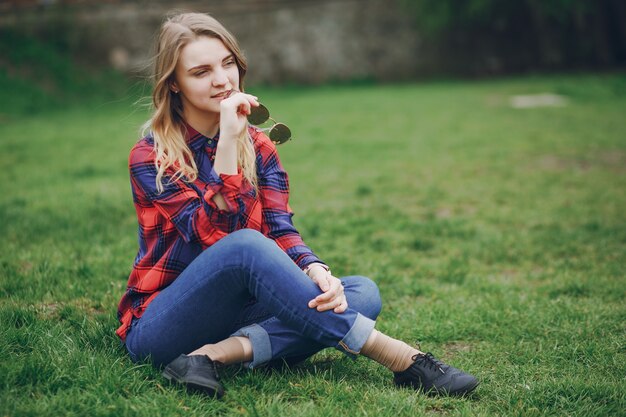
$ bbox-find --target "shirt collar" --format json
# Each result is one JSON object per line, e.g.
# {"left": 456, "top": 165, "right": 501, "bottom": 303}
{"left": 184, "top": 122, "right": 219, "bottom": 152}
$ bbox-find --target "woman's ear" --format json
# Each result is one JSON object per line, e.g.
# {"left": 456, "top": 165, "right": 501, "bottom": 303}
{"left": 170, "top": 82, "right": 180, "bottom": 94}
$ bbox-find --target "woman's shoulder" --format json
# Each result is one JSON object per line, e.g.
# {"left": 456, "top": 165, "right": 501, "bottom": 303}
{"left": 129, "top": 134, "right": 156, "bottom": 165}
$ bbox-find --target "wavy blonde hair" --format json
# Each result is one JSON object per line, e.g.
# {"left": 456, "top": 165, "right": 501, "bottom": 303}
{"left": 145, "top": 12, "right": 257, "bottom": 193}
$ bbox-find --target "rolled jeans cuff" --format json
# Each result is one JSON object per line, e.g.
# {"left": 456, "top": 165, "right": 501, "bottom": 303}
{"left": 337, "top": 313, "right": 375, "bottom": 359}
{"left": 231, "top": 323, "right": 272, "bottom": 369}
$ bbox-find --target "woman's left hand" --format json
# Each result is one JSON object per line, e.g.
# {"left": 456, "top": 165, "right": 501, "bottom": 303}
{"left": 306, "top": 264, "right": 348, "bottom": 314}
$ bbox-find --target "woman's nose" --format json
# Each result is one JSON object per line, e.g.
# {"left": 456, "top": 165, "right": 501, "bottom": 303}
{"left": 212, "top": 68, "right": 229, "bottom": 86}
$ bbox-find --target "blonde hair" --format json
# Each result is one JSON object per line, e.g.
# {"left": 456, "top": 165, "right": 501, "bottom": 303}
{"left": 145, "top": 12, "right": 257, "bottom": 193}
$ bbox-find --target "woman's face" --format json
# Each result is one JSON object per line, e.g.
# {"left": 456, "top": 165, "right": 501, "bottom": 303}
{"left": 172, "top": 36, "right": 240, "bottom": 118}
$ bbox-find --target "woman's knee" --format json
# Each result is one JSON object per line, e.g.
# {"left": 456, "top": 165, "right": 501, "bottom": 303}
{"left": 206, "top": 229, "right": 274, "bottom": 263}
{"left": 342, "top": 275, "right": 382, "bottom": 320}
{"left": 226, "top": 228, "right": 266, "bottom": 244}
{"left": 221, "top": 229, "right": 274, "bottom": 252}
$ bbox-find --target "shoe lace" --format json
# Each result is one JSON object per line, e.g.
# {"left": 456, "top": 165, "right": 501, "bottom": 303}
{"left": 412, "top": 352, "right": 445, "bottom": 374}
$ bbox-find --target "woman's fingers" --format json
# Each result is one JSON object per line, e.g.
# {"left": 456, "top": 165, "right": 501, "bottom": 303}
{"left": 334, "top": 296, "right": 349, "bottom": 313}
{"left": 307, "top": 271, "right": 329, "bottom": 308}
{"left": 222, "top": 91, "right": 259, "bottom": 113}
{"left": 308, "top": 275, "right": 345, "bottom": 311}
{"left": 314, "top": 296, "right": 342, "bottom": 312}
{"left": 314, "top": 277, "right": 343, "bottom": 302}
{"left": 306, "top": 266, "right": 347, "bottom": 313}
{"left": 316, "top": 295, "right": 348, "bottom": 313}
{"left": 219, "top": 92, "right": 259, "bottom": 139}
{"left": 307, "top": 277, "right": 329, "bottom": 307}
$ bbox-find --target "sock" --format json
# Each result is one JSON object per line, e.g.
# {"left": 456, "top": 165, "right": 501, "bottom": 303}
{"left": 189, "top": 336, "right": 253, "bottom": 366}
{"left": 360, "top": 330, "right": 422, "bottom": 372}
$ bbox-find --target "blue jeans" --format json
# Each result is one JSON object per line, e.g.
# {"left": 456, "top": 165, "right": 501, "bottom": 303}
{"left": 125, "top": 229, "right": 382, "bottom": 368}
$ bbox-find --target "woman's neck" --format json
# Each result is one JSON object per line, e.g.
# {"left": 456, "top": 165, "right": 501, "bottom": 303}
{"left": 183, "top": 108, "right": 220, "bottom": 138}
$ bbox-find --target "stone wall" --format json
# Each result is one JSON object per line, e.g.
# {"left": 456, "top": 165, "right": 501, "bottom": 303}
{"left": 0, "top": 0, "right": 421, "bottom": 85}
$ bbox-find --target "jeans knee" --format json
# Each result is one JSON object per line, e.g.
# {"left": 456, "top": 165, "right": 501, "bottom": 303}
{"left": 229, "top": 228, "right": 266, "bottom": 243}
{"left": 222, "top": 229, "right": 273, "bottom": 253}
{"left": 344, "top": 276, "right": 382, "bottom": 320}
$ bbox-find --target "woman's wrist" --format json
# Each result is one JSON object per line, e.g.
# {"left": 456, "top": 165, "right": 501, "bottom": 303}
{"left": 216, "top": 135, "right": 238, "bottom": 149}
{"left": 213, "top": 138, "right": 238, "bottom": 175}
{"left": 303, "top": 262, "right": 331, "bottom": 278}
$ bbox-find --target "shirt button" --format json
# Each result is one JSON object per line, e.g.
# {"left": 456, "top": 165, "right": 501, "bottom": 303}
{"left": 207, "top": 139, "right": 213, "bottom": 145}
{"left": 211, "top": 155, "right": 215, "bottom": 161}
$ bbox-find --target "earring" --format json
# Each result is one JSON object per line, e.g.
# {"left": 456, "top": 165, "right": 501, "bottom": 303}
{"left": 171, "top": 89, "right": 179, "bottom": 94}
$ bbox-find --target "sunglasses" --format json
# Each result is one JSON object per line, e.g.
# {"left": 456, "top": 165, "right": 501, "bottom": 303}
{"left": 247, "top": 103, "right": 292, "bottom": 145}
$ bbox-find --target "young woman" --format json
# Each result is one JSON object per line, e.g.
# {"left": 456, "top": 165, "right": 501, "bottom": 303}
{"left": 116, "top": 12, "right": 479, "bottom": 398}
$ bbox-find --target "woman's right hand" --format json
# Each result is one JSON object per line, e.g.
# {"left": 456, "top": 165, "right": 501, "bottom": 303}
{"left": 219, "top": 91, "right": 259, "bottom": 142}
{"left": 307, "top": 265, "right": 348, "bottom": 314}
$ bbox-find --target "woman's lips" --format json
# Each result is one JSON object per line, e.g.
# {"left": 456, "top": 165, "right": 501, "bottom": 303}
{"left": 212, "top": 90, "right": 234, "bottom": 99}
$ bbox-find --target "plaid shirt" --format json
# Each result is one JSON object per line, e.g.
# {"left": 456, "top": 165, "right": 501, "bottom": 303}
{"left": 116, "top": 124, "right": 323, "bottom": 341}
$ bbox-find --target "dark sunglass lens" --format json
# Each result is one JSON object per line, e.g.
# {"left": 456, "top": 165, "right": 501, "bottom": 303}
{"left": 247, "top": 103, "right": 270, "bottom": 125}
{"left": 269, "top": 123, "right": 291, "bottom": 144}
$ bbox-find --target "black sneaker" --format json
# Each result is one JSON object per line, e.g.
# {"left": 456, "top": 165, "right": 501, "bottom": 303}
{"left": 162, "top": 354, "right": 225, "bottom": 398}
{"left": 393, "top": 352, "right": 479, "bottom": 396}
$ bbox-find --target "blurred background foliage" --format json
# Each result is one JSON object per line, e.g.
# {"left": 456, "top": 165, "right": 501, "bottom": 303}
{"left": 402, "top": 0, "right": 626, "bottom": 73}
{"left": 0, "top": 28, "right": 131, "bottom": 116}
{"left": 1, "top": 0, "right": 624, "bottom": 108}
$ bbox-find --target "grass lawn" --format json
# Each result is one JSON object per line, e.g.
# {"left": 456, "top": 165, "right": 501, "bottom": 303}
{"left": 1, "top": 73, "right": 625, "bottom": 416}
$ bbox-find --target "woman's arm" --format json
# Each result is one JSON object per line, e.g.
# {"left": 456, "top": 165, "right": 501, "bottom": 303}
{"left": 210, "top": 139, "right": 237, "bottom": 211}
{"left": 255, "top": 131, "right": 325, "bottom": 269}
{"left": 255, "top": 130, "right": 347, "bottom": 313}
{"left": 212, "top": 92, "right": 258, "bottom": 210}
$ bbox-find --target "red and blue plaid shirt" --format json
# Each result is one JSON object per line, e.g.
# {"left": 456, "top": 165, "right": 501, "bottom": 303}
{"left": 116, "top": 124, "right": 323, "bottom": 341}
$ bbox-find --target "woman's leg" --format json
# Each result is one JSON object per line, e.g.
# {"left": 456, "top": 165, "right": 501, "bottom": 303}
{"left": 225, "top": 275, "right": 382, "bottom": 368}
{"left": 126, "top": 229, "right": 478, "bottom": 396}
{"left": 125, "top": 229, "right": 375, "bottom": 367}
{"left": 232, "top": 276, "right": 420, "bottom": 372}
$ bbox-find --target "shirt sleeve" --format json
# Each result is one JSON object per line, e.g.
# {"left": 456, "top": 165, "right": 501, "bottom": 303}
{"left": 129, "top": 140, "right": 243, "bottom": 249}
{"left": 255, "top": 132, "right": 325, "bottom": 269}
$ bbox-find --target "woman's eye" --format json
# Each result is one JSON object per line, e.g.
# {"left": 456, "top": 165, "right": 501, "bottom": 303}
{"left": 194, "top": 70, "right": 207, "bottom": 77}
{"left": 224, "top": 59, "right": 235, "bottom": 67}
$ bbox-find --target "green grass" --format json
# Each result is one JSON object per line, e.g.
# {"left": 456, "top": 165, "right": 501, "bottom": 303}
{"left": 1, "top": 73, "right": 625, "bottom": 416}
